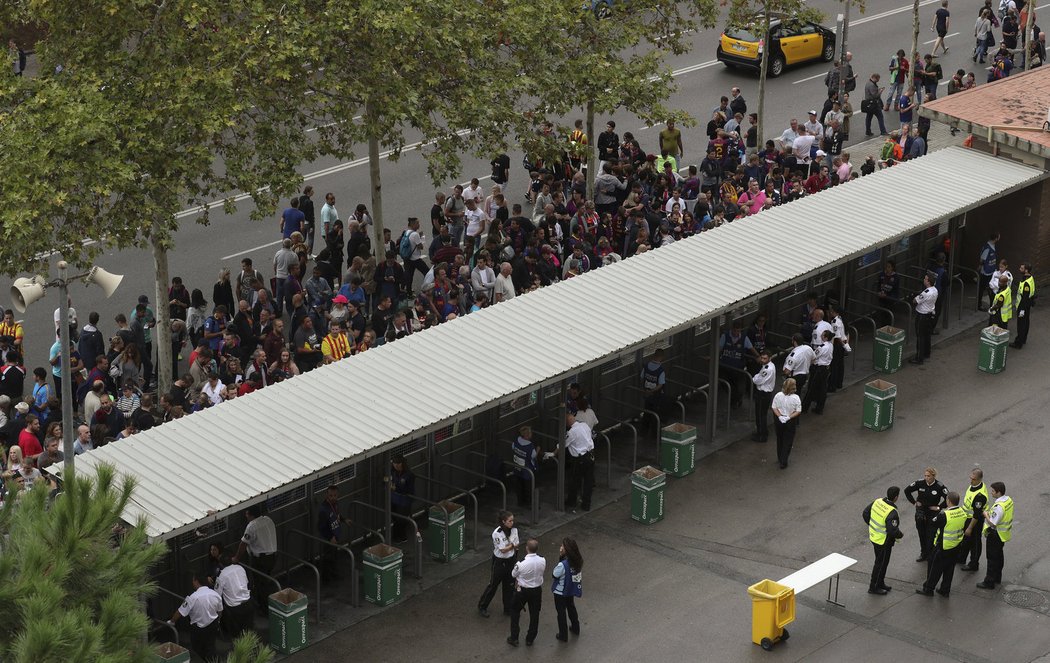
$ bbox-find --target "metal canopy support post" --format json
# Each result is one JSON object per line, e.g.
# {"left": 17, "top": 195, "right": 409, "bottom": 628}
{"left": 556, "top": 379, "right": 566, "bottom": 512}
{"left": 58, "top": 267, "right": 75, "bottom": 479}
{"left": 706, "top": 317, "right": 721, "bottom": 442}
{"left": 945, "top": 215, "right": 960, "bottom": 330}
{"left": 287, "top": 528, "right": 359, "bottom": 608}
{"left": 382, "top": 450, "right": 392, "bottom": 546}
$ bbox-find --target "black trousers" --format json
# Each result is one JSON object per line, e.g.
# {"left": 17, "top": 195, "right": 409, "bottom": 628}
{"left": 510, "top": 586, "right": 542, "bottom": 643}
{"left": 959, "top": 519, "right": 983, "bottom": 567}
{"left": 565, "top": 453, "right": 595, "bottom": 510}
{"left": 978, "top": 276, "right": 995, "bottom": 310}
{"left": 554, "top": 594, "right": 580, "bottom": 638}
{"left": 984, "top": 531, "right": 1006, "bottom": 585}
{"left": 516, "top": 473, "right": 533, "bottom": 508}
{"left": 774, "top": 418, "right": 797, "bottom": 467}
{"left": 189, "top": 620, "right": 219, "bottom": 660}
{"left": 790, "top": 373, "right": 807, "bottom": 397}
{"left": 828, "top": 342, "right": 845, "bottom": 391}
{"left": 915, "top": 313, "right": 933, "bottom": 361}
{"left": 250, "top": 553, "right": 277, "bottom": 610}
{"left": 870, "top": 542, "right": 893, "bottom": 589}
{"left": 223, "top": 600, "right": 254, "bottom": 639}
{"left": 802, "top": 365, "right": 829, "bottom": 414}
{"left": 392, "top": 502, "right": 413, "bottom": 542}
{"left": 915, "top": 511, "right": 935, "bottom": 560}
{"left": 403, "top": 258, "right": 428, "bottom": 292}
{"left": 1016, "top": 309, "right": 1031, "bottom": 346}
{"left": 478, "top": 557, "right": 516, "bottom": 613}
{"left": 753, "top": 390, "right": 774, "bottom": 440}
{"left": 923, "top": 545, "right": 959, "bottom": 593}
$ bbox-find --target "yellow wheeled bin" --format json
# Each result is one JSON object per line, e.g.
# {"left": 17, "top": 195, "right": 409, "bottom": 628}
{"left": 747, "top": 579, "right": 795, "bottom": 651}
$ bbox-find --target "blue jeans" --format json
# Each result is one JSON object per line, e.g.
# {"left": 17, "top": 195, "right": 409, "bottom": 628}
{"left": 976, "top": 38, "right": 989, "bottom": 62}
{"left": 884, "top": 82, "right": 904, "bottom": 109}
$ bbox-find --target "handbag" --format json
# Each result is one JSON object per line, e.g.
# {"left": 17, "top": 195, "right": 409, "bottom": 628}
{"left": 860, "top": 99, "right": 872, "bottom": 113}
{"left": 985, "top": 31, "right": 996, "bottom": 47}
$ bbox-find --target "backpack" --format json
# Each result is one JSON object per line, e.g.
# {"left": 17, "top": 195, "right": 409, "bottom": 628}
{"left": 719, "top": 180, "right": 739, "bottom": 205}
{"left": 892, "top": 143, "right": 904, "bottom": 160}
{"left": 398, "top": 229, "right": 414, "bottom": 261}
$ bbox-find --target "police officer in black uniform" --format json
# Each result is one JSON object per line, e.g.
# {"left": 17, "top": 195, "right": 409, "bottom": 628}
{"left": 1011, "top": 262, "right": 1035, "bottom": 349}
{"left": 904, "top": 467, "right": 949, "bottom": 562}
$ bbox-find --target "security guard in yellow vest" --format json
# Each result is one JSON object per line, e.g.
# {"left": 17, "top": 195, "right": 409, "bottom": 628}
{"left": 862, "top": 486, "right": 904, "bottom": 595}
{"left": 1011, "top": 263, "right": 1035, "bottom": 349}
{"left": 978, "top": 481, "right": 1014, "bottom": 589}
{"left": 916, "top": 492, "right": 966, "bottom": 597}
{"left": 959, "top": 468, "right": 989, "bottom": 572}
{"left": 989, "top": 275, "right": 1013, "bottom": 330}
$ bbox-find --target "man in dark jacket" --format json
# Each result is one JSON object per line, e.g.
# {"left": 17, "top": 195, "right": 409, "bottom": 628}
{"left": 299, "top": 186, "right": 316, "bottom": 253}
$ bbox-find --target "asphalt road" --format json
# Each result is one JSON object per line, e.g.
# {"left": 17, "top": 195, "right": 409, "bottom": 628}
{"left": 7, "top": 0, "right": 1021, "bottom": 370}
{"left": 279, "top": 318, "right": 1050, "bottom": 663}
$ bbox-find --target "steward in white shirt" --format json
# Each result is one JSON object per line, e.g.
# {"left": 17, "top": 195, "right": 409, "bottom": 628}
{"left": 508, "top": 539, "right": 547, "bottom": 647}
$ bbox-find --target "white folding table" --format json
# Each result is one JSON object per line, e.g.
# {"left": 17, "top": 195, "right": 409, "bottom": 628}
{"left": 778, "top": 552, "right": 857, "bottom": 607}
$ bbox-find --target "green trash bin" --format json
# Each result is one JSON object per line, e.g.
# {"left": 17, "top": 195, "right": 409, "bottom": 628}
{"left": 873, "top": 326, "right": 905, "bottom": 374}
{"left": 631, "top": 466, "right": 666, "bottom": 525}
{"left": 978, "top": 325, "right": 1010, "bottom": 373}
{"left": 862, "top": 379, "right": 896, "bottom": 431}
{"left": 427, "top": 501, "right": 465, "bottom": 562}
{"left": 268, "top": 588, "right": 308, "bottom": 654}
{"left": 363, "top": 543, "right": 403, "bottom": 606}
{"left": 660, "top": 423, "right": 697, "bottom": 477}
{"left": 152, "top": 643, "right": 189, "bottom": 663}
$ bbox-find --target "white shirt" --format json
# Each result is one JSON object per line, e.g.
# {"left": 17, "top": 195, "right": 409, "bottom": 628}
{"left": 202, "top": 380, "right": 224, "bottom": 406}
{"left": 986, "top": 495, "right": 1009, "bottom": 527}
{"left": 512, "top": 552, "right": 547, "bottom": 588}
{"left": 565, "top": 421, "right": 594, "bottom": 457}
{"left": 811, "top": 320, "right": 833, "bottom": 347}
{"left": 493, "top": 273, "right": 516, "bottom": 302}
{"left": 664, "top": 196, "right": 686, "bottom": 213}
{"left": 803, "top": 120, "right": 823, "bottom": 136}
{"left": 55, "top": 306, "right": 77, "bottom": 331}
{"left": 914, "top": 286, "right": 938, "bottom": 314}
{"left": 779, "top": 127, "right": 800, "bottom": 147}
{"left": 241, "top": 516, "right": 278, "bottom": 556}
{"left": 784, "top": 345, "right": 815, "bottom": 376}
{"left": 792, "top": 134, "right": 816, "bottom": 161}
{"left": 463, "top": 184, "right": 484, "bottom": 205}
{"left": 814, "top": 341, "right": 834, "bottom": 367}
{"left": 990, "top": 269, "right": 1013, "bottom": 293}
{"left": 752, "top": 362, "right": 776, "bottom": 393}
{"left": 214, "top": 563, "right": 251, "bottom": 607}
{"left": 772, "top": 392, "right": 802, "bottom": 424}
{"left": 831, "top": 315, "right": 848, "bottom": 342}
{"left": 491, "top": 526, "right": 520, "bottom": 559}
{"left": 408, "top": 229, "right": 424, "bottom": 261}
{"left": 575, "top": 406, "right": 599, "bottom": 431}
{"left": 178, "top": 586, "right": 223, "bottom": 627}
{"left": 464, "top": 207, "right": 486, "bottom": 237}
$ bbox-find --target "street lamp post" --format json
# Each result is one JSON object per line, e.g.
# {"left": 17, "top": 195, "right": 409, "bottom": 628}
{"left": 11, "top": 260, "right": 123, "bottom": 480}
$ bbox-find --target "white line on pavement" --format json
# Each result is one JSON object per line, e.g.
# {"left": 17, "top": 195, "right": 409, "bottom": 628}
{"left": 852, "top": 0, "right": 940, "bottom": 26}
{"left": 222, "top": 240, "right": 282, "bottom": 261}
{"left": 792, "top": 72, "right": 827, "bottom": 85}
{"left": 924, "top": 32, "right": 959, "bottom": 45}
{"left": 458, "top": 175, "right": 492, "bottom": 187}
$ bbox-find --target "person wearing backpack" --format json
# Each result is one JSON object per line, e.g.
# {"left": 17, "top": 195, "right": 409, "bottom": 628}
{"left": 400, "top": 217, "right": 428, "bottom": 297}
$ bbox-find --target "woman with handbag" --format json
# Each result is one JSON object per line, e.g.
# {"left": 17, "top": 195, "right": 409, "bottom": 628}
{"left": 551, "top": 537, "right": 584, "bottom": 642}
{"left": 975, "top": 9, "right": 994, "bottom": 63}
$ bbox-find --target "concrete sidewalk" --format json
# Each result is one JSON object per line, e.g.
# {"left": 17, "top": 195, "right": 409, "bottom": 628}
{"left": 282, "top": 312, "right": 1050, "bottom": 663}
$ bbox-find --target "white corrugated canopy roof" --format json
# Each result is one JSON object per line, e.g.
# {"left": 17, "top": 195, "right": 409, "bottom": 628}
{"left": 64, "top": 146, "right": 1046, "bottom": 541}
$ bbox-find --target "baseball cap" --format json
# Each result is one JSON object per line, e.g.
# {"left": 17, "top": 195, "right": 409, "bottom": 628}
{"left": 808, "top": 110, "right": 817, "bottom": 115}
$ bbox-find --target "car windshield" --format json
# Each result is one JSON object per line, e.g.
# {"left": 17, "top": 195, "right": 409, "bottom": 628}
{"left": 724, "top": 26, "right": 760, "bottom": 41}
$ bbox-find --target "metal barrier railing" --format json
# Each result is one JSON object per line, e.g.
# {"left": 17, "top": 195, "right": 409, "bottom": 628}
{"left": 347, "top": 501, "right": 424, "bottom": 579}
{"left": 413, "top": 476, "right": 480, "bottom": 551}
{"left": 275, "top": 533, "right": 332, "bottom": 618}
{"left": 440, "top": 461, "right": 506, "bottom": 515}
{"left": 151, "top": 618, "right": 179, "bottom": 646}
{"left": 467, "top": 450, "right": 540, "bottom": 524}
{"left": 238, "top": 559, "right": 283, "bottom": 608}
{"left": 285, "top": 531, "right": 359, "bottom": 609}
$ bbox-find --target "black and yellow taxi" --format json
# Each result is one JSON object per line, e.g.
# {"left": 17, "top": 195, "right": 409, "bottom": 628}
{"left": 716, "top": 18, "right": 836, "bottom": 78}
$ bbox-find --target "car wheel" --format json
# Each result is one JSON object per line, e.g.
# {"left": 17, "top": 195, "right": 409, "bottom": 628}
{"left": 769, "top": 55, "right": 785, "bottom": 77}
{"left": 594, "top": 1, "right": 612, "bottom": 18}
{"left": 822, "top": 41, "right": 835, "bottom": 61}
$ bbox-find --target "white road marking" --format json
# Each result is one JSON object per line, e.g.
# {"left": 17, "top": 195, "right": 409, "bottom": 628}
{"left": 924, "top": 32, "right": 959, "bottom": 44}
{"left": 222, "top": 240, "right": 282, "bottom": 261}
{"left": 792, "top": 72, "right": 827, "bottom": 85}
